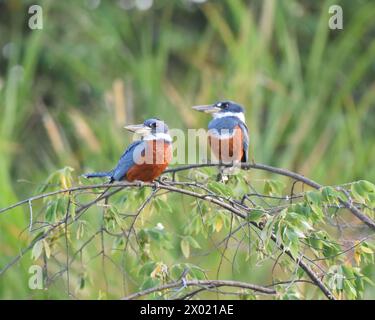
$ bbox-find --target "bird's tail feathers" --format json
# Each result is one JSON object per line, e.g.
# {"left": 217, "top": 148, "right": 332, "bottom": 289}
{"left": 82, "top": 171, "right": 112, "bottom": 179}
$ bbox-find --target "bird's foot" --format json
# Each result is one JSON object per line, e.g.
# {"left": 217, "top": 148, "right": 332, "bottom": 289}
{"left": 157, "top": 175, "right": 170, "bottom": 185}
{"left": 182, "top": 277, "right": 187, "bottom": 288}
{"left": 152, "top": 181, "right": 160, "bottom": 191}
{"left": 179, "top": 267, "right": 189, "bottom": 288}
{"left": 134, "top": 180, "right": 145, "bottom": 188}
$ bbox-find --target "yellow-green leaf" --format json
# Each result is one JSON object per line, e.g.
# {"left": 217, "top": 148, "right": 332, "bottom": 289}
{"left": 32, "top": 240, "right": 43, "bottom": 260}
{"left": 43, "top": 240, "right": 51, "bottom": 259}
{"left": 214, "top": 215, "right": 223, "bottom": 233}
{"left": 180, "top": 239, "right": 190, "bottom": 258}
{"left": 361, "top": 246, "right": 374, "bottom": 254}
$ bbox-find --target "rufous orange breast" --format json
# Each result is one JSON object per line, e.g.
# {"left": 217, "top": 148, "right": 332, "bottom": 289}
{"left": 208, "top": 125, "right": 243, "bottom": 163}
{"left": 126, "top": 140, "right": 172, "bottom": 182}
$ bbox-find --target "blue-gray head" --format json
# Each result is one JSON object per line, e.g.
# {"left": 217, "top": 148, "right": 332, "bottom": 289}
{"left": 124, "top": 118, "right": 171, "bottom": 141}
{"left": 192, "top": 101, "right": 245, "bottom": 123}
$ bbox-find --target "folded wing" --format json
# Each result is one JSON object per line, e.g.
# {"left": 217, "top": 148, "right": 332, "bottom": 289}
{"left": 112, "top": 140, "right": 145, "bottom": 181}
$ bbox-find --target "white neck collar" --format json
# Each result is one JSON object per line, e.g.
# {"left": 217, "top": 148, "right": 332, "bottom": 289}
{"left": 143, "top": 132, "right": 172, "bottom": 142}
{"left": 213, "top": 112, "right": 246, "bottom": 123}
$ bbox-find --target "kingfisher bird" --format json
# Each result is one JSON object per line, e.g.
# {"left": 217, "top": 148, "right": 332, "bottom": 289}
{"left": 192, "top": 101, "right": 249, "bottom": 175}
{"left": 83, "top": 118, "right": 172, "bottom": 183}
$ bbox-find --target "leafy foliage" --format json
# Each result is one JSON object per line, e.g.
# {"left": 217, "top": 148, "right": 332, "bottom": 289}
{"left": 2, "top": 166, "right": 373, "bottom": 300}
{"left": 1, "top": 0, "right": 375, "bottom": 300}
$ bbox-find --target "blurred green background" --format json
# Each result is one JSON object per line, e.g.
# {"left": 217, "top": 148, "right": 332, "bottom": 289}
{"left": 0, "top": 0, "right": 374, "bottom": 299}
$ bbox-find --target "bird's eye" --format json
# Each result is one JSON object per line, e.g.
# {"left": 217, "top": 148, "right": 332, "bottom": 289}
{"left": 224, "top": 103, "right": 229, "bottom": 108}
{"left": 151, "top": 122, "right": 157, "bottom": 128}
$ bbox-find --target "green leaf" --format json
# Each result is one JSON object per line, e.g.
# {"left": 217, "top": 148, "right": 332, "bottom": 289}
{"left": 299, "top": 219, "right": 314, "bottom": 231}
{"left": 32, "top": 240, "right": 43, "bottom": 260}
{"left": 248, "top": 209, "right": 264, "bottom": 223}
{"left": 115, "top": 194, "right": 128, "bottom": 206}
{"left": 140, "top": 277, "right": 159, "bottom": 291}
{"left": 351, "top": 181, "right": 375, "bottom": 205}
{"left": 280, "top": 289, "right": 300, "bottom": 300}
{"left": 56, "top": 197, "right": 68, "bottom": 215}
{"left": 138, "top": 261, "right": 157, "bottom": 277}
{"left": 322, "top": 241, "right": 342, "bottom": 259}
{"left": 208, "top": 181, "right": 232, "bottom": 197}
{"left": 344, "top": 281, "right": 357, "bottom": 299}
{"left": 283, "top": 229, "right": 301, "bottom": 258}
{"left": 260, "top": 215, "right": 277, "bottom": 245}
{"left": 311, "top": 204, "right": 324, "bottom": 220}
{"left": 45, "top": 201, "right": 58, "bottom": 222}
{"left": 321, "top": 186, "right": 340, "bottom": 205}
{"left": 351, "top": 182, "right": 367, "bottom": 203}
{"left": 138, "top": 229, "right": 148, "bottom": 243}
{"left": 76, "top": 221, "right": 86, "bottom": 240}
{"left": 70, "top": 197, "right": 76, "bottom": 220}
{"left": 214, "top": 215, "right": 223, "bottom": 232}
{"left": 185, "top": 236, "right": 201, "bottom": 249}
{"left": 170, "top": 264, "right": 185, "bottom": 280}
{"left": 180, "top": 239, "right": 190, "bottom": 258}
{"left": 367, "top": 193, "right": 375, "bottom": 208}
{"left": 363, "top": 276, "right": 375, "bottom": 286}
{"left": 305, "top": 191, "right": 322, "bottom": 205}
{"left": 358, "top": 180, "right": 375, "bottom": 193}
{"left": 108, "top": 206, "right": 124, "bottom": 228}
{"left": 188, "top": 265, "right": 206, "bottom": 280}
{"left": 191, "top": 215, "right": 203, "bottom": 235}
{"left": 59, "top": 166, "right": 74, "bottom": 189}
{"left": 264, "top": 180, "right": 286, "bottom": 196}
{"left": 138, "top": 186, "right": 147, "bottom": 202}
{"left": 37, "top": 171, "right": 59, "bottom": 193}
{"left": 361, "top": 245, "right": 374, "bottom": 254}
{"left": 43, "top": 240, "right": 51, "bottom": 259}
{"left": 342, "top": 265, "right": 354, "bottom": 279}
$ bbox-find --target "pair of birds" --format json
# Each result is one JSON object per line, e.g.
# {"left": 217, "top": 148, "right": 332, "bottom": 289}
{"left": 84, "top": 101, "right": 249, "bottom": 183}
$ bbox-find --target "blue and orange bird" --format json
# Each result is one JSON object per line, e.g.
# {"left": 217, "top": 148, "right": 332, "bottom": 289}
{"left": 83, "top": 119, "right": 172, "bottom": 183}
{"left": 192, "top": 101, "right": 249, "bottom": 175}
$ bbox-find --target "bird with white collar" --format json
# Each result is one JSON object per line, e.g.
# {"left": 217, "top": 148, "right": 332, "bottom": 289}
{"left": 83, "top": 118, "right": 172, "bottom": 183}
{"left": 192, "top": 101, "right": 249, "bottom": 180}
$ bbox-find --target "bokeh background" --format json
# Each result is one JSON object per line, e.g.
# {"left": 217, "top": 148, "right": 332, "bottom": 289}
{"left": 0, "top": 0, "right": 374, "bottom": 299}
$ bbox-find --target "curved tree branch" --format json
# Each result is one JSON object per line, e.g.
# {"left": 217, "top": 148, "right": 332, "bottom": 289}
{"left": 0, "top": 180, "right": 336, "bottom": 299}
{"left": 1, "top": 162, "right": 373, "bottom": 299}
{"left": 165, "top": 162, "right": 375, "bottom": 230}
{"left": 1, "top": 162, "right": 373, "bottom": 231}
{"left": 122, "top": 279, "right": 276, "bottom": 300}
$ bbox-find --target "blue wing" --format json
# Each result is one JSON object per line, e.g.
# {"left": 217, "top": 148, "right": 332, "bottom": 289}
{"left": 111, "top": 140, "right": 145, "bottom": 181}
{"left": 208, "top": 116, "right": 249, "bottom": 162}
{"left": 238, "top": 122, "right": 249, "bottom": 162}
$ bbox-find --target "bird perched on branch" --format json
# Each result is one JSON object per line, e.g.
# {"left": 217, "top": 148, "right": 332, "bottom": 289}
{"left": 192, "top": 101, "right": 249, "bottom": 180}
{"left": 83, "top": 119, "right": 172, "bottom": 183}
